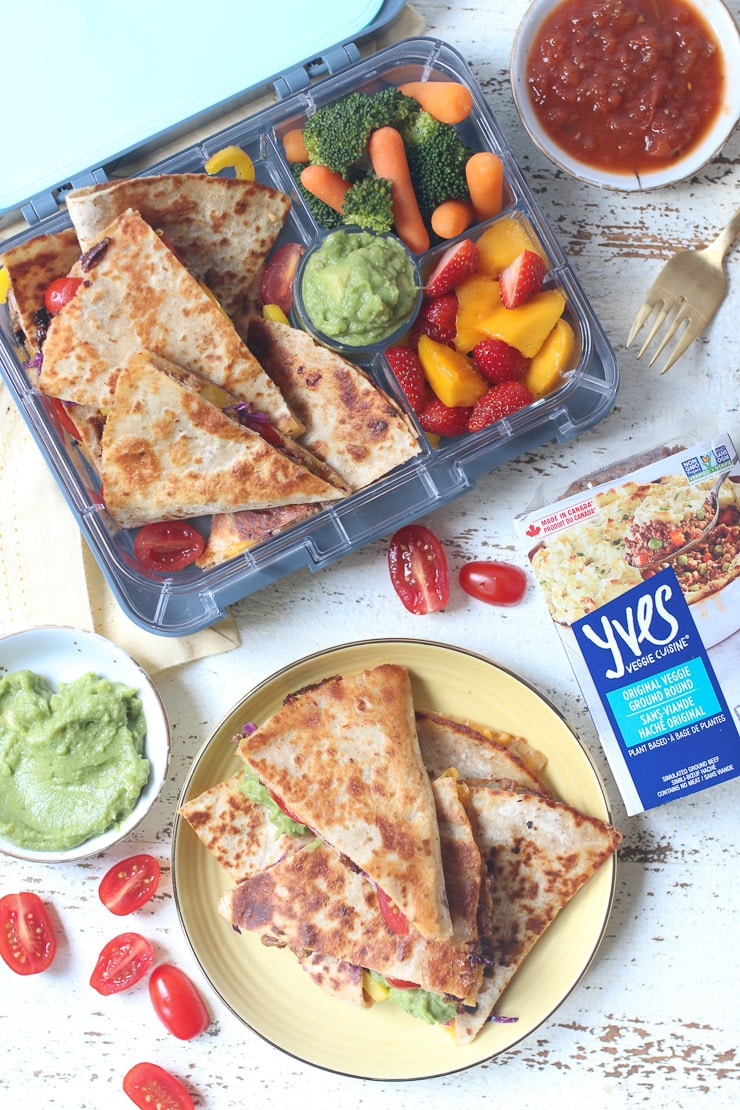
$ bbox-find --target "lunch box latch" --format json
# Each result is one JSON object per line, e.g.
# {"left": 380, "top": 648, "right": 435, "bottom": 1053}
{"left": 21, "top": 169, "right": 110, "bottom": 228}
{"left": 274, "top": 43, "right": 362, "bottom": 98}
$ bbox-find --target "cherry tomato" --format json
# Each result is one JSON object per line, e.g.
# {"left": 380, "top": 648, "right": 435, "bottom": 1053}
{"left": 387, "top": 524, "right": 450, "bottom": 614}
{"left": 459, "top": 560, "right": 527, "bottom": 606}
{"left": 90, "top": 932, "right": 155, "bottom": 995}
{"left": 99, "top": 854, "right": 161, "bottom": 916}
{"left": 49, "top": 396, "right": 81, "bottom": 439}
{"left": 259, "top": 241, "right": 305, "bottom": 314}
{"left": 0, "top": 892, "right": 56, "bottom": 976}
{"left": 375, "top": 885, "right": 410, "bottom": 936}
{"left": 149, "top": 964, "right": 210, "bottom": 1039}
{"left": 44, "top": 276, "right": 83, "bottom": 314}
{"left": 123, "top": 1062, "right": 195, "bottom": 1110}
{"left": 133, "top": 521, "right": 204, "bottom": 572}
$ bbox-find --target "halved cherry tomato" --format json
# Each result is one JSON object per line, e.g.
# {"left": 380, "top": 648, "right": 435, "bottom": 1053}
{"left": 0, "top": 892, "right": 56, "bottom": 975}
{"left": 375, "top": 885, "right": 410, "bottom": 936}
{"left": 386, "top": 977, "right": 421, "bottom": 989}
{"left": 123, "top": 1062, "right": 195, "bottom": 1110}
{"left": 90, "top": 932, "right": 155, "bottom": 995}
{"left": 387, "top": 524, "right": 450, "bottom": 614}
{"left": 149, "top": 964, "right": 210, "bottom": 1039}
{"left": 459, "top": 560, "right": 527, "bottom": 606}
{"left": 260, "top": 241, "right": 305, "bottom": 315}
{"left": 133, "top": 521, "right": 204, "bottom": 572}
{"left": 49, "top": 396, "right": 81, "bottom": 440}
{"left": 270, "top": 791, "right": 305, "bottom": 825}
{"left": 99, "top": 854, "right": 161, "bottom": 916}
{"left": 44, "top": 276, "right": 83, "bottom": 314}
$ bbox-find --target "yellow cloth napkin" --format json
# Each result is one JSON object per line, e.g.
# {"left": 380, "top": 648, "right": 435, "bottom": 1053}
{"left": 0, "top": 382, "right": 240, "bottom": 673}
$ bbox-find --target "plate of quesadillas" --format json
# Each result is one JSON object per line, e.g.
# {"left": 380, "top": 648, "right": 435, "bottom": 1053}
{"left": 172, "top": 639, "right": 621, "bottom": 1080}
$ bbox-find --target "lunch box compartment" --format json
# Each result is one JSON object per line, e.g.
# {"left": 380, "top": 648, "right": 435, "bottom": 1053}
{"left": 0, "top": 34, "right": 619, "bottom": 635}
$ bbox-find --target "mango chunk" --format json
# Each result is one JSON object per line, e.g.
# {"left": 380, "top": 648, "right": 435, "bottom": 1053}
{"left": 524, "top": 318, "right": 576, "bottom": 398}
{"left": 417, "top": 333, "right": 489, "bottom": 407}
{"left": 477, "top": 288, "right": 566, "bottom": 357}
{"left": 454, "top": 274, "right": 501, "bottom": 354}
{"left": 476, "top": 218, "right": 544, "bottom": 278}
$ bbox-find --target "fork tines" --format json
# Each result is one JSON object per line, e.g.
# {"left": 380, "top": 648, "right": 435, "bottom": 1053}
{"left": 626, "top": 290, "right": 702, "bottom": 375}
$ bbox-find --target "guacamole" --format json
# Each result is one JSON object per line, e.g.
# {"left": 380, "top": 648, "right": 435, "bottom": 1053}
{"left": 300, "top": 229, "right": 418, "bottom": 346}
{"left": 239, "top": 767, "right": 311, "bottom": 839}
{"left": 368, "top": 971, "right": 458, "bottom": 1025}
{"left": 0, "top": 669, "right": 150, "bottom": 852}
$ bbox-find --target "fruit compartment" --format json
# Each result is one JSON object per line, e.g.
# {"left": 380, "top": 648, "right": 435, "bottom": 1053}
{"left": 0, "top": 37, "right": 618, "bottom": 636}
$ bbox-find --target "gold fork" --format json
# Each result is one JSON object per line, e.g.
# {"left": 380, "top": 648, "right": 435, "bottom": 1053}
{"left": 626, "top": 206, "right": 740, "bottom": 374}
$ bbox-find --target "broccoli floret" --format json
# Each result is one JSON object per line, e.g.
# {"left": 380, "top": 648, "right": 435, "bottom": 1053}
{"left": 399, "top": 110, "right": 473, "bottom": 221}
{"left": 341, "top": 175, "right": 394, "bottom": 234}
{"left": 289, "top": 162, "right": 344, "bottom": 230}
{"left": 301, "top": 88, "right": 420, "bottom": 178}
{"left": 365, "top": 86, "right": 420, "bottom": 130}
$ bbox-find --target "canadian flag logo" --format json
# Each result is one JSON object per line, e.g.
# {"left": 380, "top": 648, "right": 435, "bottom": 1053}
{"left": 525, "top": 522, "right": 541, "bottom": 538}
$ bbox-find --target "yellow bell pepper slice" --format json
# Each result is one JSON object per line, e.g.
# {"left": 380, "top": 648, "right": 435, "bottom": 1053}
{"left": 262, "top": 303, "right": 290, "bottom": 325}
{"left": 0, "top": 266, "right": 11, "bottom": 305}
{"left": 204, "top": 145, "right": 255, "bottom": 181}
{"left": 362, "top": 972, "right": 389, "bottom": 1002}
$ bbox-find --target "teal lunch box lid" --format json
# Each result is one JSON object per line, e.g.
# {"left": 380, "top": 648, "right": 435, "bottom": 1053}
{"left": 0, "top": 0, "right": 406, "bottom": 222}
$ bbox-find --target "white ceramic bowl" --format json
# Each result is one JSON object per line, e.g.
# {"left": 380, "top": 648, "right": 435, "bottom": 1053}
{"left": 0, "top": 626, "right": 170, "bottom": 862}
{"left": 511, "top": 0, "right": 740, "bottom": 191}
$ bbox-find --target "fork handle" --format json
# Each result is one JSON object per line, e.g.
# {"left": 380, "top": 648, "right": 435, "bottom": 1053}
{"left": 705, "top": 205, "right": 740, "bottom": 263}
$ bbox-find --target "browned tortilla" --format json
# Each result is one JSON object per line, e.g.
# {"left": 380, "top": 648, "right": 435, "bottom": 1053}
{"left": 237, "top": 664, "right": 453, "bottom": 940}
{"left": 100, "top": 350, "right": 344, "bottom": 528}
{"left": 0, "top": 227, "right": 81, "bottom": 354}
{"left": 453, "top": 785, "right": 621, "bottom": 1044}
{"left": 65, "top": 173, "right": 290, "bottom": 341}
{"left": 38, "top": 209, "right": 301, "bottom": 434}
{"left": 219, "top": 838, "right": 478, "bottom": 1000}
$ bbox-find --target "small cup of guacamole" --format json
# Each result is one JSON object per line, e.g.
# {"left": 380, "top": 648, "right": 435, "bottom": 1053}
{"left": 293, "top": 227, "right": 422, "bottom": 357}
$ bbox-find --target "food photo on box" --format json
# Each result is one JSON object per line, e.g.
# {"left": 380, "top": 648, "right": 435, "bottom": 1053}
{"left": 0, "top": 0, "right": 739, "bottom": 1108}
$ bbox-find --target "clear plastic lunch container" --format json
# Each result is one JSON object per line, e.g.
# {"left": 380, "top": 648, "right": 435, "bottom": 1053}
{"left": 0, "top": 35, "right": 619, "bottom": 636}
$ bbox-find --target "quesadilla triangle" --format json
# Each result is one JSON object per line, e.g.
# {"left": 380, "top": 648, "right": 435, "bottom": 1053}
{"left": 65, "top": 174, "right": 291, "bottom": 342}
{"left": 100, "top": 350, "right": 344, "bottom": 529}
{"left": 0, "top": 227, "right": 81, "bottom": 355}
{"left": 194, "top": 502, "right": 321, "bottom": 570}
{"left": 178, "top": 771, "right": 314, "bottom": 884}
{"left": 38, "top": 209, "right": 302, "bottom": 435}
{"left": 237, "top": 664, "right": 453, "bottom": 940}
{"left": 218, "top": 835, "right": 479, "bottom": 1002}
{"left": 247, "top": 315, "right": 421, "bottom": 489}
{"left": 263, "top": 772, "right": 483, "bottom": 1015}
{"left": 415, "top": 709, "right": 549, "bottom": 795}
{"left": 454, "top": 785, "right": 622, "bottom": 1045}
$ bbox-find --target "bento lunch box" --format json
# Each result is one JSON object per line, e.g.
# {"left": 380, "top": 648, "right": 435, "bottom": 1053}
{"left": 0, "top": 32, "right": 619, "bottom": 636}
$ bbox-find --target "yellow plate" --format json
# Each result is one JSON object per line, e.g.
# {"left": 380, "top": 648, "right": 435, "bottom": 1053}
{"left": 172, "top": 639, "right": 618, "bottom": 1080}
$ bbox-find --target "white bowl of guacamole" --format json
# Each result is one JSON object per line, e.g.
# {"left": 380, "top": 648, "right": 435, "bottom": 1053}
{"left": 0, "top": 626, "right": 170, "bottom": 862}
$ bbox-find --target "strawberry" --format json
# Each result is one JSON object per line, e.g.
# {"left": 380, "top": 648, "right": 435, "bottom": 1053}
{"left": 471, "top": 338, "right": 528, "bottom": 384}
{"left": 468, "top": 381, "right": 534, "bottom": 432}
{"left": 424, "top": 239, "right": 480, "bottom": 297}
{"left": 411, "top": 292, "right": 458, "bottom": 346}
{"left": 384, "top": 346, "right": 428, "bottom": 413}
{"left": 499, "top": 250, "right": 547, "bottom": 309}
{"left": 418, "top": 397, "right": 473, "bottom": 437}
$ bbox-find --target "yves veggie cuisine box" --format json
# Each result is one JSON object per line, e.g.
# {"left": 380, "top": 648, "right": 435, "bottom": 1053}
{"left": 516, "top": 432, "right": 740, "bottom": 816}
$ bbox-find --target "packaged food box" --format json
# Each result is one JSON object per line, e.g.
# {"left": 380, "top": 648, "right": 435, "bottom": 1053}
{"left": 516, "top": 432, "right": 740, "bottom": 816}
{"left": 0, "top": 17, "right": 618, "bottom": 636}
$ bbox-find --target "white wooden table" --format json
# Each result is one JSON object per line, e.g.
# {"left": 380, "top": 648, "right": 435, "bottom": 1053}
{"left": 2, "top": 2, "right": 738, "bottom": 1107}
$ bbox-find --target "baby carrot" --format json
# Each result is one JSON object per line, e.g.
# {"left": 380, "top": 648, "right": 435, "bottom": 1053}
{"left": 465, "top": 151, "right": 504, "bottom": 222}
{"left": 431, "top": 198, "right": 475, "bottom": 239}
{"left": 283, "top": 128, "right": 309, "bottom": 162}
{"left": 368, "top": 127, "right": 430, "bottom": 254}
{"left": 398, "top": 80, "right": 474, "bottom": 124}
{"left": 300, "top": 164, "right": 351, "bottom": 212}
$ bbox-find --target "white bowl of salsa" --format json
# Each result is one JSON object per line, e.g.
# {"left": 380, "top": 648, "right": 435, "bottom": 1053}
{"left": 510, "top": 0, "right": 740, "bottom": 190}
{"left": 0, "top": 626, "right": 170, "bottom": 862}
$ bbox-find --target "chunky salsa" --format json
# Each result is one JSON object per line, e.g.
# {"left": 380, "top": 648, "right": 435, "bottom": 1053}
{"left": 526, "top": 0, "right": 725, "bottom": 176}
